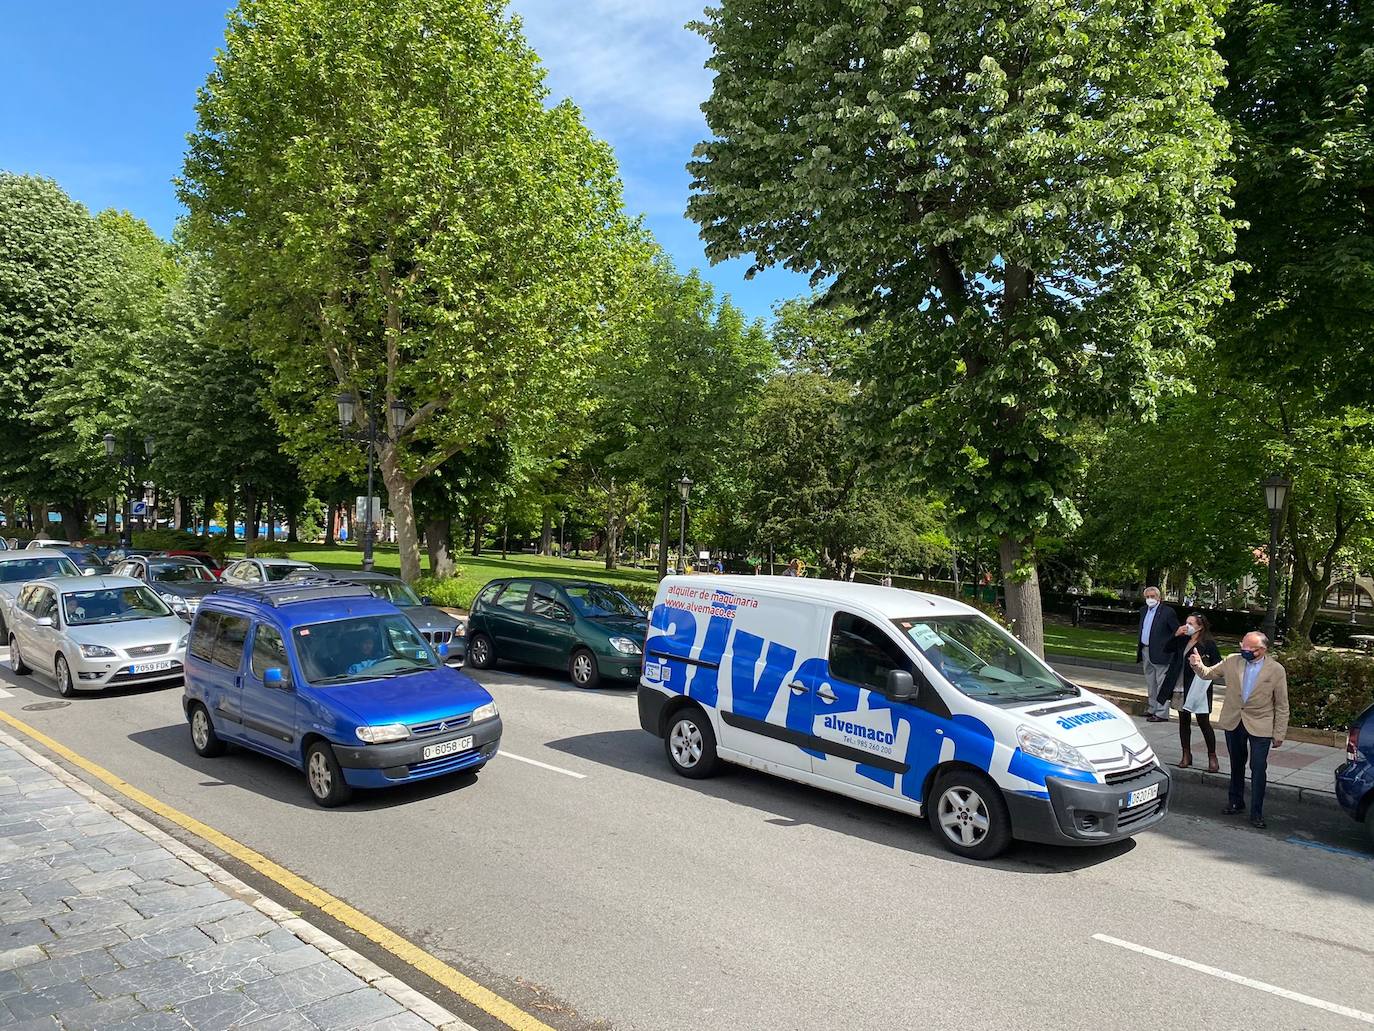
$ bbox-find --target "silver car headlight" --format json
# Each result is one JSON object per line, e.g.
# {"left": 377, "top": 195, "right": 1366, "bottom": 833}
{"left": 160, "top": 593, "right": 187, "bottom": 613}
{"left": 78, "top": 644, "right": 117, "bottom": 659}
{"left": 177, "top": 633, "right": 188, "bottom": 651}
{"left": 471, "top": 701, "right": 498, "bottom": 723}
{"left": 356, "top": 724, "right": 410, "bottom": 744}
{"left": 1016, "top": 725, "right": 1093, "bottom": 773}
{"left": 609, "top": 636, "right": 642, "bottom": 655}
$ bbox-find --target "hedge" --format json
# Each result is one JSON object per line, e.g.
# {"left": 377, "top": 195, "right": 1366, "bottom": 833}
{"left": 244, "top": 539, "right": 292, "bottom": 559}
{"left": 1280, "top": 648, "right": 1374, "bottom": 731}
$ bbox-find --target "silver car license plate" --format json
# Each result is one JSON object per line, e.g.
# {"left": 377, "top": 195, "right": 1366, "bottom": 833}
{"left": 1125, "top": 783, "right": 1160, "bottom": 808}
{"left": 423, "top": 736, "right": 473, "bottom": 761}
{"left": 131, "top": 660, "right": 174, "bottom": 674}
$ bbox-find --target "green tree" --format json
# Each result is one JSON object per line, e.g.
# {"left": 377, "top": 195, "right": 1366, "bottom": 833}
{"left": 181, "top": 0, "right": 639, "bottom": 581}
{"left": 687, "top": 0, "right": 1236, "bottom": 653}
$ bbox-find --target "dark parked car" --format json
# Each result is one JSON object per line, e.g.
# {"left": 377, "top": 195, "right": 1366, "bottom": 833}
{"left": 1336, "top": 703, "right": 1374, "bottom": 844}
{"left": 166, "top": 550, "right": 226, "bottom": 579}
{"left": 113, "top": 555, "right": 222, "bottom": 621}
{"left": 465, "top": 578, "right": 647, "bottom": 688}
{"left": 286, "top": 570, "right": 466, "bottom": 665}
{"left": 57, "top": 546, "right": 112, "bottom": 577}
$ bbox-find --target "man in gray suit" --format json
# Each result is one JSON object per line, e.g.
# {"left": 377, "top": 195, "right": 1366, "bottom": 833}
{"left": 1136, "top": 587, "right": 1180, "bottom": 723}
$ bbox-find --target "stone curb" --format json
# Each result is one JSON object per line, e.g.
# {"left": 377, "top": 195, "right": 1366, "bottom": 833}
{"left": 1167, "top": 765, "right": 1344, "bottom": 812}
{"left": 1047, "top": 652, "right": 1140, "bottom": 674}
{"left": 0, "top": 726, "right": 478, "bottom": 1031}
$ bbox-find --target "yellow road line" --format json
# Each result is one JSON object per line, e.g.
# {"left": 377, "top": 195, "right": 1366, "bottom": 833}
{"left": 0, "top": 708, "right": 556, "bottom": 1031}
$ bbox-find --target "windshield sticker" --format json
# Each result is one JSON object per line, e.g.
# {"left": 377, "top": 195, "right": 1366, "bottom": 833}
{"left": 909, "top": 623, "right": 943, "bottom": 650}
{"left": 296, "top": 628, "right": 310, "bottom": 637}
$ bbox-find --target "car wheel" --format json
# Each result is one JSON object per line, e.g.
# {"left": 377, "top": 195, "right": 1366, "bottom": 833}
{"left": 54, "top": 654, "right": 75, "bottom": 698}
{"left": 569, "top": 648, "right": 601, "bottom": 689}
{"left": 467, "top": 632, "right": 496, "bottom": 670}
{"left": 305, "top": 741, "right": 353, "bottom": 808}
{"left": 930, "top": 768, "right": 1012, "bottom": 860}
{"left": 189, "top": 703, "right": 226, "bottom": 758}
{"left": 8, "top": 636, "right": 30, "bottom": 676}
{"left": 665, "top": 706, "right": 719, "bottom": 779}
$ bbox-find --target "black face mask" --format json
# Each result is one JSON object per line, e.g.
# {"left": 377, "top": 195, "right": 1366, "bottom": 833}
{"left": 1240, "top": 648, "right": 1258, "bottom": 662}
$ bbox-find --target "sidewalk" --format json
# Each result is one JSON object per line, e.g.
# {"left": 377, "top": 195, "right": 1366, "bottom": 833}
{"left": 1055, "top": 661, "right": 1345, "bottom": 809}
{"left": 0, "top": 730, "right": 469, "bottom": 1031}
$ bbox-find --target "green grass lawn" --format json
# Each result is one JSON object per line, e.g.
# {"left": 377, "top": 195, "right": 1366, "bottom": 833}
{"left": 1045, "top": 620, "right": 1237, "bottom": 663}
{"left": 225, "top": 542, "right": 660, "bottom": 609}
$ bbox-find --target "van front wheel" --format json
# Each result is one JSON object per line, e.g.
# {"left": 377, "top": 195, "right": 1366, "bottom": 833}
{"left": 665, "top": 707, "right": 719, "bottom": 779}
{"left": 930, "top": 769, "right": 1012, "bottom": 860}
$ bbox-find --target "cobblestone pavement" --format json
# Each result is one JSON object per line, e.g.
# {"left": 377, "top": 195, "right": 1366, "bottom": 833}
{"left": 0, "top": 733, "right": 467, "bottom": 1031}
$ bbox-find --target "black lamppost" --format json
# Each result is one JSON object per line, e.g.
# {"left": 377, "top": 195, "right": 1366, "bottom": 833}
{"left": 103, "top": 432, "right": 154, "bottom": 548}
{"left": 336, "top": 391, "right": 408, "bottom": 572}
{"left": 1261, "top": 474, "right": 1292, "bottom": 640}
{"left": 677, "top": 474, "right": 693, "bottom": 575}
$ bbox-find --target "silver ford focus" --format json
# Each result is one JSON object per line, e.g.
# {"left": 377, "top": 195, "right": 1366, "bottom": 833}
{"left": 6, "top": 575, "right": 188, "bottom": 697}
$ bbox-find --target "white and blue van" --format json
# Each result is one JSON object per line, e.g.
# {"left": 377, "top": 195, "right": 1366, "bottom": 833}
{"left": 638, "top": 577, "right": 1169, "bottom": 859}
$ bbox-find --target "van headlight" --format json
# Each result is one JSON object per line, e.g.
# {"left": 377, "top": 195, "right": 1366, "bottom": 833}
{"left": 609, "top": 636, "right": 642, "bottom": 655}
{"left": 78, "top": 644, "right": 116, "bottom": 658}
{"left": 1016, "top": 725, "right": 1093, "bottom": 772}
{"left": 471, "top": 701, "right": 498, "bottom": 723}
{"left": 356, "top": 724, "right": 410, "bottom": 744}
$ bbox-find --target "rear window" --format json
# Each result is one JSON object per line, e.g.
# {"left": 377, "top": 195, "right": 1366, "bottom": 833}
{"left": 495, "top": 581, "right": 531, "bottom": 612}
{"left": 212, "top": 614, "right": 250, "bottom": 669}
{"left": 0, "top": 557, "right": 80, "bottom": 583}
{"left": 265, "top": 563, "right": 313, "bottom": 582}
{"left": 189, "top": 611, "right": 222, "bottom": 662}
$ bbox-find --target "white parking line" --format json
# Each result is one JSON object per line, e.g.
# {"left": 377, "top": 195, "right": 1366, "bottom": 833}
{"left": 0, "top": 687, "right": 11, "bottom": 699}
{"left": 495, "top": 750, "right": 586, "bottom": 779}
{"left": 1093, "top": 934, "right": 1374, "bottom": 1025}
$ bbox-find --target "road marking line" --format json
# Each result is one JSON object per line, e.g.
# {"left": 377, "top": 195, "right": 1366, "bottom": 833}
{"left": 1286, "top": 835, "right": 1374, "bottom": 862}
{"left": 1093, "top": 934, "right": 1374, "bottom": 1024}
{"left": 496, "top": 750, "right": 587, "bottom": 779}
{"left": 0, "top": 708, "right": 557, "bottom": 1031}
{"left": 0, "top": 687, "right": 12, "bottom": 698}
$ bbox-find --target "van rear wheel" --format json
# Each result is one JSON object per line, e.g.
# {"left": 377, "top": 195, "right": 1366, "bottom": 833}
{"left": 665, "top": 707, "right": 719, "bottom": 779}
{"left": 930, "top": 768, "right": 1012, "bottom": 860}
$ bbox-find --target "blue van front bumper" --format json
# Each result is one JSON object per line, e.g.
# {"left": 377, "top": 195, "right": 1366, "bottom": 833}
{"left": 333, "top": 716, "right": 503, "bottom": 788}
{"left": 1005, "top": 765, "right": 1171, "bottom": 846}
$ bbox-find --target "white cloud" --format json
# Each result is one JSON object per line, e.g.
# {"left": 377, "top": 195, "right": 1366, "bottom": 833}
{"left": 507, "top": 0, "right": 714, "bottom": 139}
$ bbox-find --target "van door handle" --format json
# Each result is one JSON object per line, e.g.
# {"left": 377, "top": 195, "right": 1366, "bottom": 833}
{"left": 789, "top": 682, "right": 808, "bottom": 695}
{"left": 816, "top": 686, "right": 837, "bottom": 703}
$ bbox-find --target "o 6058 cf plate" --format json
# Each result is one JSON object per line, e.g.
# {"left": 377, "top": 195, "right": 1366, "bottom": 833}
{"left": 423, "top": 736, "right": 473, "bottom": 761}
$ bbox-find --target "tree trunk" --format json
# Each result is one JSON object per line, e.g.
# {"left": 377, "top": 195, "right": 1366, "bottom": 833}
{"left": 225, "top": 492, "right": 237, "bottom": 542}
{"left": 265, "top": 495, "right": 276, "bottom": 541}
{"left": 657, "top": 491, "right": 672, "bottom": 580}
{"left": 425, "top": 517, "right": 454, "bottom": 579}
{"left": 176, "top": 495, "right": 192, "bottom": 532}
{"left": 58, "top": 504, "right": 84, "bottom": 543}
{"left": 379, "top": 452, "right": 422, "bottom": 582}
{"left": 999, "top": 535, "right": 1045, "bottom": 657}
{"left": 202, "top": 494, "right": 214, "bottom": 537}
{"left": 470, "top": 504, "right": 485, "bottom": 558}
{"left": 540, "top": 508, "right": 553, "bottom": 556}
{"left": 604, "top": 496, "right": 619, "bottom": 571}
{"left": 243, "top": 486, "right": 258, "bottom": 543}
{"left": 324, "top": 501, "right": 337, "bottom": 546}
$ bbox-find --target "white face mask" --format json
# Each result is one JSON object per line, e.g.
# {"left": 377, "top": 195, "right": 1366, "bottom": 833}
{"left": 1185, "top": 623, "right": 1199, "bottom": 636}
{"left": 1145, "top": 598, "right": 1159, "bottom": 609}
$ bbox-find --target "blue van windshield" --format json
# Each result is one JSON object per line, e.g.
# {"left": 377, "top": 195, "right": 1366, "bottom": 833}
{"left": 294, "top": 614, "right": 439, "bottom": 684}
{"left": 893, "top": 615, "right": 1075, "bottom": 704}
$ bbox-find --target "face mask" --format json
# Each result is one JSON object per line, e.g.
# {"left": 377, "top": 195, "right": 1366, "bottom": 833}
{"left": 1145, "top": 598, "right": 1159, "bottom": 609}
{"left": 1185, "top": 624, "right": 1199, "bottom": 636}
{"left": 1240, "top": 648, "right": 1258, "bottom": 662}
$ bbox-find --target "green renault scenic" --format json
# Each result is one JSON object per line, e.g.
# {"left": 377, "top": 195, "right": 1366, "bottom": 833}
{"left": 464, "top": 578, "right": 647, "bottom": 688}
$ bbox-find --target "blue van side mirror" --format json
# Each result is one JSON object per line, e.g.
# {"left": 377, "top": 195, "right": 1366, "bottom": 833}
{"left": 887, "top": 669, "right": 915, "bottom": 701}
{"left": 436, "top": 643, "right": 450, "bottom": 660}
{"left": 263, "top": 667, "right": 285, "bottom": 689}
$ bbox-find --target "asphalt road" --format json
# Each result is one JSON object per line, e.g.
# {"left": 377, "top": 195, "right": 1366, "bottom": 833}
{"left": 0, "top": 649, "right": 1371, "bottom": 1031}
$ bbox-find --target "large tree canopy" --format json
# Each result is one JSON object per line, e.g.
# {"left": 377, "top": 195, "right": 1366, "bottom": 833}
{"left": 181, "top": 0, "right": 641, "bottom": 580}
{"left": 687, "top": 0, "right": 1237, "bottom": 652}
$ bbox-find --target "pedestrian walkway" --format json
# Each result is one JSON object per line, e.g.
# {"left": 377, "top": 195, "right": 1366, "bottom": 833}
{"left": 1055, "top": 662, "right": 1344, "bottom": 805}
{"left": 0, "top": 730, "right": 469, "bottom": 1031}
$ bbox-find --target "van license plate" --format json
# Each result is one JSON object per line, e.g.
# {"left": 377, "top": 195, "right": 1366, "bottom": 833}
{"left": 131, "top": 660, "right": 174, "bottom": 674}
{"left": 423, "top": 736, "right": 473, "bottom": 761}
{"left": 1125, "top": 783, "right": 1160, "bottom": 808}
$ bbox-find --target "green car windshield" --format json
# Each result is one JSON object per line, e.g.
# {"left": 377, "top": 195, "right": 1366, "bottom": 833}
{"left": 893, "top": 615, "right": 1075, "bottom": 705}
{"left": 63, "top": 586, "right": 172, "bottom": 626}
{"left": 294, "top": 613, "right": 439, "bottom": 684}
{"left": 366, "top": 581, "right": 422, "bottom": 607}
{"left": 565, "top": 585, "right": 642, "bottom": 618}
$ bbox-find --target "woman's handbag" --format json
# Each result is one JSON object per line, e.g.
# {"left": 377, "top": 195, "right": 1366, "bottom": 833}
{"left": 1182, "top": 672, "right": 1211, "bottom": 714}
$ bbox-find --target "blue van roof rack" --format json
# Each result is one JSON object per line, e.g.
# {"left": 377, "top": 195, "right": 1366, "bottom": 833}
{"left": 213, "top": 578, "right": 374, "bottom": 608}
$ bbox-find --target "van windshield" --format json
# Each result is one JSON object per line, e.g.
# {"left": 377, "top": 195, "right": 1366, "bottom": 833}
{"left": 293, "top": 614, "right": 439, "bottom": 684}
{"left": 893, "top": 615, "right": 1077, "bottom": 705}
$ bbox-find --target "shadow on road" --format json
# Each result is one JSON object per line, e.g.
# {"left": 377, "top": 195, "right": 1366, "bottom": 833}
{"left": 543, "top": 726, "right": 1134, "bottom": 874}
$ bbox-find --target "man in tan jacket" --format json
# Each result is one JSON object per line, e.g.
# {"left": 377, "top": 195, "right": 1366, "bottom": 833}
{"left": 1189, "top": 631, "right": 1289, "bottom": 828}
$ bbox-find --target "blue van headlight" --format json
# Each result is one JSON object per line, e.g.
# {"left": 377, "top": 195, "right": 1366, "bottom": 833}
{"left": 471, "top": 701, "right": 498, "bottom": 723}
{"left": 609, "top": 636, "right": 641, "bottom": 655}
{"left": 1016, "top": 725, "right": 1093, "bottom": 773}
{"left": 356, "top": 724, "right": 410, "bottom": 744}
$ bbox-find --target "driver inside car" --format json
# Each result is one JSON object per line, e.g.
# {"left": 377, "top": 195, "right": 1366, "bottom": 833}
{"left": 345, "top": 631, "right": 385, "bottom": 676}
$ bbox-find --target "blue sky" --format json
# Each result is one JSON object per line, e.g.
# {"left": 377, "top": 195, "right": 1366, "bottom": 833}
{"left": 0, "top": 2, "right": 806, "bottom": 324}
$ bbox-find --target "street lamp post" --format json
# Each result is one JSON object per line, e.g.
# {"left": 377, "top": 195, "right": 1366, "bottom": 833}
{"left": 103, "top": 432, "right": 154, "bottom": 548}
{"left": 676, "top": 475, "right": 693, "bottom": 575}
{"left": 1261, "top": 474, "right": 1292, "bottom": 640}
{"left": 336, "top": 391, "right": 408, "bottom": 573}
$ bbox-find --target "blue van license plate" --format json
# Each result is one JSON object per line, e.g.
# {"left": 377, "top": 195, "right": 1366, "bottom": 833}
{"left": 423, "top": 736, "right": 473, "bottom": 761}
{"left": 1125, "top": 783, "right": 1160, "bottom": 808}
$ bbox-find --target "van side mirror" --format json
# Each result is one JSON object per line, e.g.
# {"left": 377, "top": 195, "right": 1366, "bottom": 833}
{"left": 887, "top": 669, "right": 915, "bottom": 701}
{"left": 263, "top": 667, "right": 286, "bottom": 689}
